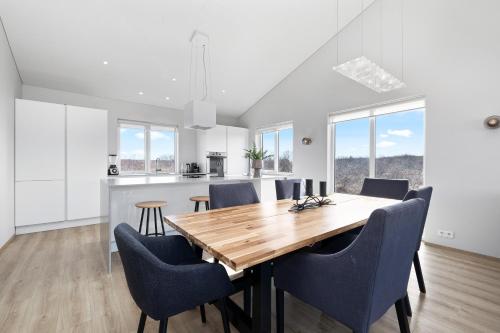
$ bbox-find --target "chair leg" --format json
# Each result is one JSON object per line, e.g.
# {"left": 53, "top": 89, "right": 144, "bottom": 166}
{"left": 146, "top": 208, "right": 150, "bottom": 236}
{"left": 413, "top": 252, "right": 426, "bottom": 293}
{"left": 194, "top": 201, "right": 199, "bottom": 212}
{"left": 220, "top": 298, "right": 231, "bottom": 333}
{"left": 276, "top": 288, "right": 285, "bottom": 333}
{"left": 137, "top": 311, "right": 147, "bottom": 333}
{"left": 158, "top": 318, "right": 168, "bottom": 333}
{"left": 200, "top": 304, "right": 207, "bottom": 323}
{"left": 404, "top": 293, "right": 412, "bottom": 317}
{"left": 158, "top": 207, "right": 166, "bottom": 235}
{"left": 138, "top": 209, "right": 145, "bottom": 233}
{"left": 395, "top": 298, "right": 411, "bottom": 333}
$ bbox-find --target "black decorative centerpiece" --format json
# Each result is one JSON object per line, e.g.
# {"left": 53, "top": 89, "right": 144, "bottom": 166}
{"left": 289, "top": 179, "right": 334, "bottom": 212}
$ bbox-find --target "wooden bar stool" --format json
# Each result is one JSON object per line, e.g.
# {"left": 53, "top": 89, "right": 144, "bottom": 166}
{"left": 135, "top": 201, "right": 167, "bottom": 236}
{"left": 190, "top": 196, "right": 210, "bottom": 212}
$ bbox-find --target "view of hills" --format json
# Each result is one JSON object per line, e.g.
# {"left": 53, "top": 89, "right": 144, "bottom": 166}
{"left": 335, "top": 155, "right": 423, "bottom": 194}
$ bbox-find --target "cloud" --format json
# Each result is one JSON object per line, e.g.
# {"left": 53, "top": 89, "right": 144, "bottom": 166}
{"left": 380, "top": 134, "right": 389, "bottom": 138}
{"left": 387, "top": 129, "right": 413, "bottom": 138}
{"left": 150, "top": 131, "right": 168, "bottom": 141}
{"left": 134, "top": 132, "right": 145, "bottom": 139}
{"left": 377, "top": 140, "right": 396, "bottom": 148}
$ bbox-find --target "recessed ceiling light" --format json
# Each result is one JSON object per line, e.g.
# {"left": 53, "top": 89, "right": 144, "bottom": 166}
{"left": 103, "top": 60, "right": 108, "bottom": 65}
{"left": 171, "top": 78, "right": 177, "bottom": 82}
{"left": 138, "top": 91, "right": 144, "bottom": 95}
{"left": 165, "top": 96, "right": 170, "bottom": 100}
{"left": 221, "top": 89, "right": 226, "bottom": 94}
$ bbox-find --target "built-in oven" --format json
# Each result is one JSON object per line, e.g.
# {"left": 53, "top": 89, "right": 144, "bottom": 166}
{"left": 206, "top": 152, "right": 227, "bottom": 177}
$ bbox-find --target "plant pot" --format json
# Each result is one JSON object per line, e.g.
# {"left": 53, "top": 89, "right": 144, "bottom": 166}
{"left": 252, "top": 159, "right": 263, "bottom": 178}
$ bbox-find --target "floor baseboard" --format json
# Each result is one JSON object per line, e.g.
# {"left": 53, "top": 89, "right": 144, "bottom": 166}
{"left": 0, "top": 234, "right": 16, "bottom": 253}
{"left": 15, "top": 217, "right": 103, "bottom": 235}
{"left": 423, "top": 240, "right": 500, "bottom": 262}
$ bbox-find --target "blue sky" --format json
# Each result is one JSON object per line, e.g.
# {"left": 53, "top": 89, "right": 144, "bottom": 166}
{"left": 262, "top": 127, "right": 293, "bottom": 158}
{"left": 335, "top": 108, "right": 424, "bottom": 158}
{"left": 120, "top": 127, "right": 175, "bottom": 160}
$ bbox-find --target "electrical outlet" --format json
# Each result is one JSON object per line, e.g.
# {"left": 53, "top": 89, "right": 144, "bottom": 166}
{"left": 437, "top": 229, "right": 455, "bottom": 239}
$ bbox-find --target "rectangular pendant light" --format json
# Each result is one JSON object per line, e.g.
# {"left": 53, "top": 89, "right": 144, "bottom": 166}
{"left": 332, "top": 56, "right": 405, "bottom": 93}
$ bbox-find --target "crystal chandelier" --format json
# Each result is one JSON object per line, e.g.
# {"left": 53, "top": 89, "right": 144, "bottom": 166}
{"left": 333, "top": 56, "right": 405, "bottom": 93}
{"left": 333, "top": 0, "right": 405, "bottom": 93}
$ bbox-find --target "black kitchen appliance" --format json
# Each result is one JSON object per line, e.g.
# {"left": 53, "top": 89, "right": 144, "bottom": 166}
{"left": 108, "top": 154, "right": 119, "bottom": 176}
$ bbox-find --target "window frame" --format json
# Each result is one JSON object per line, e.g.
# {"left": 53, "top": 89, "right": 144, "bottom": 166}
{"left": 256, "top": 122, "right": 294, "bottom": 175}
{"left": 327, "top": 98, "right": 426, "bottom": 193}
{"left": 117, "top": 120, "right": 179, "bottom": 174}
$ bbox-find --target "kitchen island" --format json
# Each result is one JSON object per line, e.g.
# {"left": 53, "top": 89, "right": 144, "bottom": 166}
{"left": 100, "top": 174, "right": 286, "bottom": 272}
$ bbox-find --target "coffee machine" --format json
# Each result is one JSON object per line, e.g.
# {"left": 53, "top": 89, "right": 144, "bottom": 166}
{"left": 108, "top": 154, "right": 119, "bottom": 176}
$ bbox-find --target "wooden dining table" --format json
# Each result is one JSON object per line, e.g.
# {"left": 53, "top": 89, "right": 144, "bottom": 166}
{"left": 164, "top": 193, "right": 397, "bottom": 333}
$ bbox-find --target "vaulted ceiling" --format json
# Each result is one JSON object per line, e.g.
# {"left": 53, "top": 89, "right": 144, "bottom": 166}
{"left": 0, "top": 0, "right": 372, "bottom": 117}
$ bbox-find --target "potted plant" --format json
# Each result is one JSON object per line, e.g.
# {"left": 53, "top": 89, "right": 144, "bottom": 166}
{"left": 244, "top": 143, "right": 273, "bottom": 178}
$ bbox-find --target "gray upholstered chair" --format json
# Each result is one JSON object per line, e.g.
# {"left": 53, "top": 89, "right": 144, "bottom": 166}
{"left": 209, "top": 182, "right": 260, "bottom": 209}
{"left": 275, "top": 179, "right": 303, "bottom": 200}
{"left": 360, "top": 178, "right": 409, "bottom": 200}
{"left": 274, "top": 199, "right": 426, "bottom": 333}
{"left": 402, "top": 186, "right": 433, "bottom": 294}
{"left": 114, "top": 223, "right": 233, "bottom": 333}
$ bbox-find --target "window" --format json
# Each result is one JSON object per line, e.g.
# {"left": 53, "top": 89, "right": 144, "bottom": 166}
{"left": 329, "top": 99, "right": 425, "bottom": 194}
{"left": 118, "top": 121, "right": 178, "bottom": 174}
{"left": 257, "top": 123, "right": 293, "bottom": 173}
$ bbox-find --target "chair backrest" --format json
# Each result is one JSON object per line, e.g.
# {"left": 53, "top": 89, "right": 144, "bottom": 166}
{"left": 114, "top": 223, "right": 167, "bottom": 319}
{"left": 275, "top": 179, "right": 303, "bottom": 200}
{"left": 360, "top": 199, "right": 425, "bottom": 323}
{"left": 360, "top": 178, "right": 409, "bottom": 200}
{"left": 403, "top": 186, "right": 433, "bottom": 250}
{"left": 209, "top": 182, "right": 260, "bottom": 209}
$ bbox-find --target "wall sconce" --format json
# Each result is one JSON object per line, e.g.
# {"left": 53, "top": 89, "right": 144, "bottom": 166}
{"left": 484, "top": 116, "right": 500, "bottom": 129}
{"left": 301, "top": 137, "right": 312, "bottom": 145}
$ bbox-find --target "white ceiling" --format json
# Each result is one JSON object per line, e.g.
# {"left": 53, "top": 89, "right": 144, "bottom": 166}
{"left": 0, "top": 0, "right": 370, "bottom": 117}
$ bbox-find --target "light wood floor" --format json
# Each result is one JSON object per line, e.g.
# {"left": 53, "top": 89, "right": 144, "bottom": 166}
{"left": 1, "top": 224, "right": 499, "bottom": 333}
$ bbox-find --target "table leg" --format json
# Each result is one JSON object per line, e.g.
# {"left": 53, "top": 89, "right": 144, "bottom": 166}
{"left": 251, "top": 261, "right": 272, "bottom": 333}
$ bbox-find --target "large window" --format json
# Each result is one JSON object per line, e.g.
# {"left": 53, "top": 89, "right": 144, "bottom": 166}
{"left": 257, "top": 124, "right": 293, "bottom": 173}
{"left": 119, "top": 121, "right": 178, "bottom": 174}
{"left": 330, "top": 99, "right": 425, "bottom": 194}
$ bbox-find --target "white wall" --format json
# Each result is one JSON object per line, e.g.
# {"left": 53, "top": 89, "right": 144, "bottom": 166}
{"left": 239, "top": 0, "right": 500, "bottom": 257}
{"left": 0, "top": 18, "right": 22, "bottom": 248}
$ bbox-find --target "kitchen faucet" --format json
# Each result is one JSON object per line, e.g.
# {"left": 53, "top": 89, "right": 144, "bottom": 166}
{"left": 155, "top": 158, "right": 161, "bottom": 174}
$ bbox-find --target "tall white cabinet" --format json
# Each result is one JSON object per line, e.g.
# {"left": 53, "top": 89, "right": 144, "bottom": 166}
{"left": 66, "top": 106, "right": 108, "bottom": 220}
{"left": 15, "top": 99, "right": 107, "bottom": 231}
{"left": 197, "top": 125, "right": 249, "bottom": 175}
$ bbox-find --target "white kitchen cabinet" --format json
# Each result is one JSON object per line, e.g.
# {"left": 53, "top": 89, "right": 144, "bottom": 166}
{"left": 205, "top": 125, "right": 227, "bottom": 152}
{"left": 15, "top": 180, "right": 65, "bottom": 226}
{"left": 66, "top": 106, "right": 108, "bottom": 220}
{"left": 15, "top": 99, "right": 66, "bottom": 181}
{"left": 227, "top": 126, "right": 249, "bottom": 175}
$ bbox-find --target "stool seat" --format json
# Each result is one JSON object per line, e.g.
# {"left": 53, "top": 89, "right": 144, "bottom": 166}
{"left": 189, "top": 196, "right": 209, "bottom": 203}
{"left": 135, "top": 201, "right": 167, "bottom": 209}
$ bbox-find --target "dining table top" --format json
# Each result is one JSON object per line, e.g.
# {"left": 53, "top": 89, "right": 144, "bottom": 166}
{"left": 163, "top": 193, "right": 398, "bottom": 271}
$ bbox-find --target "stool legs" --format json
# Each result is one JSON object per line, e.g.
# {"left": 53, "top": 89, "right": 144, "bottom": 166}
{"left": 194, "top": 201, "right": 200, "bottom": 212}
{"left": 158, "top": 207, "right": 166, "bottom": 235}
{"left": 139, "top": 207, "right": 166, "bottom": 237}
{"left": 205, "top": 201, "right": 210, "bottom": 210}
{"left": 154, "top": 208, "right": 158, "bottom": 236}
{"left": 139, "top": 208, "right": 145, "bottom": 233}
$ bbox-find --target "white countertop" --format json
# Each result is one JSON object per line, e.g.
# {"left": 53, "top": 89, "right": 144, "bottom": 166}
{"left": 102, "top": 174, "right": 288, "bottom": 188}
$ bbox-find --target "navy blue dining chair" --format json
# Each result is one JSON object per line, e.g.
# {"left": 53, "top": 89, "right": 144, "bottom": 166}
{"left": 402, "top": 186, "right": 433, "bottom": 294}
{"left": 114, "top": 223, "right": 233, "bottom": 333}
{"left": 274, "top": 199, "right": 425, "bottom": 333}
{"left": 209, "top": 182, "right": 260, "bottom": 209}
{"left": 275, "top": 179, "right": 303, "bottom": 200}
{"left": 360, "top": 177, "right": 409, "bottom": 200}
